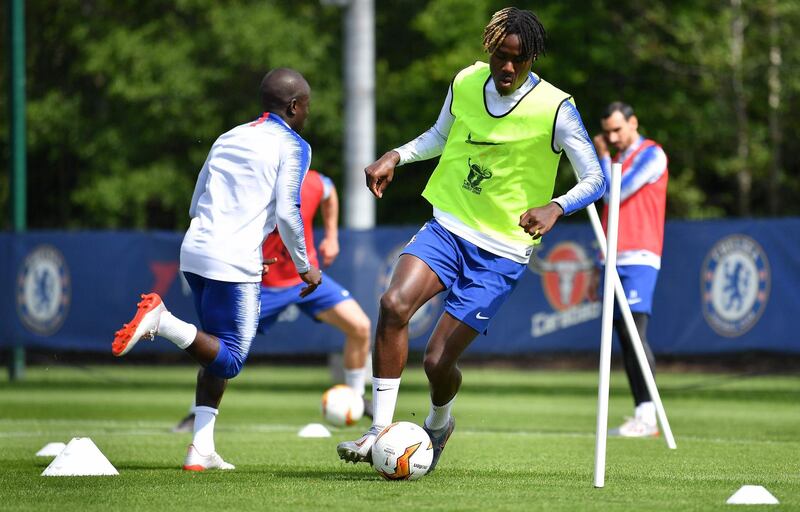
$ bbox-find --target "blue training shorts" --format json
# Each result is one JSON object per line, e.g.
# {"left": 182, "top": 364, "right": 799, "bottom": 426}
{"left": 401, "top": 219, "right": 526, "bottom": 334}
{"left": 183, "top": 272, "right": 260, "bottom": 378}
{"left": 616, "top": 264, "right": 660, "bottom": 315}
{"left": 258, "top": 274, "right": 353, "bottom": 332}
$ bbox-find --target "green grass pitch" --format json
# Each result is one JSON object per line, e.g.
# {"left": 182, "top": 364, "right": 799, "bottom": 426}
{"left": 1, "top": 364, "right": 798, "bottom": 511}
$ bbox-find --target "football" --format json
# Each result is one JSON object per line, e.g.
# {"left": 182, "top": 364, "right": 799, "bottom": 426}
{"left": 321, "top": 385, "right": 364, "bottom": 426}
{"left": 372, "top": 421, "right": 433, "bottom": 480}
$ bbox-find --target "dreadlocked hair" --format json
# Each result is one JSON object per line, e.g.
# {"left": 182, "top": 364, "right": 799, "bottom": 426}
{"left": 482, "top": 7, "right": 546, "bottom": 60}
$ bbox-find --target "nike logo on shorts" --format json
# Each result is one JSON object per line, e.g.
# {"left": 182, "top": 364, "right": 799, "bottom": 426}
{"left": 475, "top": 312, "right": 489, "bottom": 320}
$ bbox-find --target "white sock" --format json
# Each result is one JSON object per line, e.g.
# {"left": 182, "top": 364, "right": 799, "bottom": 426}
{"left": 635, "top": 401, "right": 657, "bottom": 426}
{"left": 372, "top": 377, "right": 400, "bottom": 430}
{"left": 425, "top": 395, "right": 456, "bottom": 431}
{"left": 192, "top": 405, "right": 218, "bottom": 454}
{"left": 344, "top": 367, "right": 366, "bottom": 396}
{"left": 157, "top": 311, "right": 197, "bottom": 350}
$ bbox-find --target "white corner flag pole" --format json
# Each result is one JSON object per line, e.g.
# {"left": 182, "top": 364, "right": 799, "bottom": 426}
{"left": 593, "top": 162, "right": 620, "bottom": 488}
{"left": 581, "top": 169, "right": 677, "bottom": 455}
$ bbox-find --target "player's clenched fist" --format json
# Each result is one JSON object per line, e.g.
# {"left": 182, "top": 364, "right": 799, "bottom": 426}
{"left": 518, "top": 202, "right": 564, "bottom": 240}
{"left": 365, "top": 150, "right": 401, "bottom": 199}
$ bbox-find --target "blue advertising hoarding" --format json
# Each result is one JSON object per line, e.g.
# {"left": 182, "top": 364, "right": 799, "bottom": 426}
{"left": 1, "top": 218, "right": 798, "bottom": 356}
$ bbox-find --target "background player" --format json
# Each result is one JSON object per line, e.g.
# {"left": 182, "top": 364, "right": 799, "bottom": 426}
{"left": 173, "top": 170, "right": 373, "bottom": 433}
{"left": 112, "top": 68, "right": 322, "bottom": 470}
{"left": 591, "top": 101, "right": 669, "bottom": 437}
{"left": 338, "top": 7, "right": 606, "bottom": 471}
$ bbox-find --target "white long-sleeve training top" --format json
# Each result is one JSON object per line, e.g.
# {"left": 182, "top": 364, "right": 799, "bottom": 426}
{"left": 180, "top": 113, "right": 311, "bottom": 283}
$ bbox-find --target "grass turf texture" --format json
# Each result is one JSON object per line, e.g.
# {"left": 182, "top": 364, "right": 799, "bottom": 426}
{"left": 1, "top": 365, "right": 798, "bottom": 511}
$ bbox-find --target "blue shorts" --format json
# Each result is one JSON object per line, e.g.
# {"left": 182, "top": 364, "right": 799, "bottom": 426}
{"left": 617, "top": 265, "right": 659, "bottom": 315}
{"left": 183, "top": 272, "right": 260, "bottom": 378}
{"left": 401, "top": 219, "right": 526, "bottom": 334}
{"left": 258, "top": 275, "right": 353, "bottom": 332}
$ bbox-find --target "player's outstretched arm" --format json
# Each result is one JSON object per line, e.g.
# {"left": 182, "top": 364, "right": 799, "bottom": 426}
{"left": 365, "top": 150, "right": 400, "bottom": 199}
{"left": 365, "top": 84, "right": 452, "bottom": 200}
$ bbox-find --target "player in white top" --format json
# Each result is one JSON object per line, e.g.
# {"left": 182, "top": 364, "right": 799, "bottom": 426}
{"left": 111, "top": 68, "right": 322, "bottom": 470}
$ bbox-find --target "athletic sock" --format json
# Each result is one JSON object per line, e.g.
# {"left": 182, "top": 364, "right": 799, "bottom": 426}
{"left": 344, "top": 367, "right": 367, "bottom": 397}
{"left": 635, "top": 401, "right": 657, "bottom": 426}
{"left": 192, "top": 406, "right": 218, "bottom": 454}
{"left": 157, "top": 311, "right": 197, "bottom": 349}
{"left": 425, "top": 395, "right": 456, "bottom": 432}
{"left": 371, "top": 377, "right": 400, "bottom": 430}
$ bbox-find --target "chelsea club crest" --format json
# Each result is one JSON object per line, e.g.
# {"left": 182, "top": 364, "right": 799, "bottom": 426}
{"left": 701, "top": 235, "right": 769, "bottom": 337}
{"left": 16, "top": 245, "right": 71, "bottom": 336}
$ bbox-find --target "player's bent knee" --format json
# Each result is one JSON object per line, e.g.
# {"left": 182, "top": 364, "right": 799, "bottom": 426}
{"left": 206, "top": 342, "right": 247, "bottom": 379}
{"left": 351, "top": 317, "right": 371, "bottom": 344}
{"left": 379, "top": 290, "right": 413, "bottom": 325}
{"left": 423, "top": 354, "right": 450, "bottom": 381}
{"left": 339, "top": 306, "right": 371, "bottom": 342}
{"left": 424, "top": 349, "right": 461, "bottom": 380}
{"left": 207, "top": 358, "right": 244, "bottom": 379}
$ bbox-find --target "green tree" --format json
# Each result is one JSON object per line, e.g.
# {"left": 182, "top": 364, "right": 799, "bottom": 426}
{"left": 3, "top": 0, "right": 800, "bottom": 230}
{"left": 372, "top": 0, "right": 800, "bottom": 223}
{"left": 3, "top": 0, "right": 343, "bottom": 229}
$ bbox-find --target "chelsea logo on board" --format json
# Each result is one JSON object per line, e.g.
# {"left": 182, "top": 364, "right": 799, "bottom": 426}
{"left": 16, "top": 245, "right": 71, "bottom": 336}
{"left": 701, "top": 235, "right": 769, "bottom": 337}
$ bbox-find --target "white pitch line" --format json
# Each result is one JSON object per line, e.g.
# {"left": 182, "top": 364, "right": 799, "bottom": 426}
{"left": 460, "top": 430, "right": 799, "bottom": 447}
{"left": 0, "top": 425, "right": 301, "bottom": 439}
{"left": 0, "top": 430, "right": 174, "bottom": 439}
{"left": 0, "top": 420, "right": 796, "bottom": 447}
{"left": 0, "top": 418, "right": 293, "bottom": 429}
{"left": 0, "top": 419, "right": 176, "bottom": 427}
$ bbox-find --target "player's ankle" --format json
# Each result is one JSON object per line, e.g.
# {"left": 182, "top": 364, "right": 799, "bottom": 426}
{"left": 158, "top": 311, "right": 197, "bottom": 349}
{"left": 371, "top": 377, "right": 401, "bottom": 427}
{"left": 344, "top": 367, "right": 367, "bottom": 396}
{"left": 425, "top": 395, "right": 456, "bottom": 431}
{"left": 192, "top": 406, "right": 218, "bottom": 454}
{"left": 635, "top": 401, "right": 656, "bottom": 426}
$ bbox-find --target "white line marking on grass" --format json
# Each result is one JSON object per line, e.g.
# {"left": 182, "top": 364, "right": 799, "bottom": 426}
{"left": 0, "top": 430, "right": 167, "bottom": 439}
{"left": 0, "top": 419, "right": 173, "bottom": 427}
{"left": 0, "top": 419, "right": 301, "bottom": 439}
{"left": 459, "top": 428, "right": 799, "bottom": 447}
{"left": 0, "top": 420, "right": 797, "bottom": 447}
